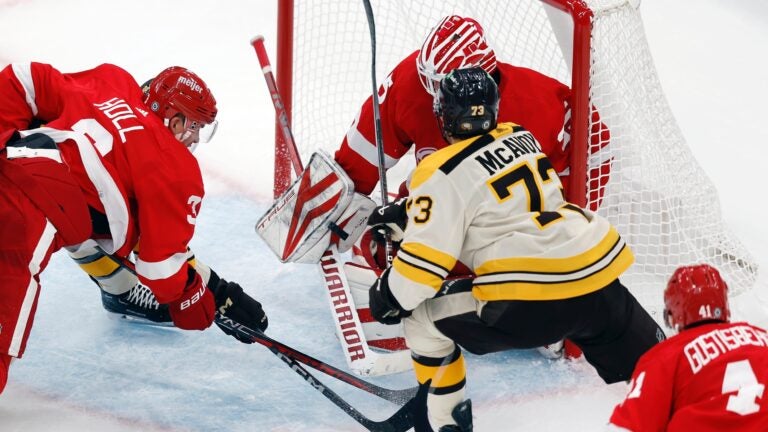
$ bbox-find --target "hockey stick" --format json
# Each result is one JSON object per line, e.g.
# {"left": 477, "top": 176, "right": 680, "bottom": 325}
{"left": 360, "top": 0, "right": 395, "bottom": 264}
{"left": 251, "top": 35, "right": 412, "bottom": 376}
{"left": 214, "top": 314, "right": 417, "bottom": 405}
{"left": 216, "top": 314, "right": 425, "bottom": 432}
{"left": 250, "top": 35, "right": 303, "bottom": 176}
{"left": 107, "top": 251, "right": 417, "bottom": 404}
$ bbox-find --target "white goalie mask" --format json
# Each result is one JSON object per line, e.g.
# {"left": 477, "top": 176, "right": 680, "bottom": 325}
{"left": 416, "top": 15, "right": 497, "bottom": 97}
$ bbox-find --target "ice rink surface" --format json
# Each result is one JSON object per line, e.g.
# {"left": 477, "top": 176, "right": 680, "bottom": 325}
{"left": 0, "top": 0, "right": 766, "bottom": 430}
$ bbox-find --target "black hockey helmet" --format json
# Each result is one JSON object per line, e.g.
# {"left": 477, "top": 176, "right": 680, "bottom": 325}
{"left": 434, "top": 66, "right": 499, "bottom": 141}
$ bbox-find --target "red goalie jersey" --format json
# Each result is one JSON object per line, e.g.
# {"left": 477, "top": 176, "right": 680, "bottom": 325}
{"left": 0, "top": 62, "right": 205, "bottom": 306}
{"left": 334, "top": 50, "right": 611, "bottom": 207}
{"left": 608, "top": 322, "right": 768, "bottom": 432}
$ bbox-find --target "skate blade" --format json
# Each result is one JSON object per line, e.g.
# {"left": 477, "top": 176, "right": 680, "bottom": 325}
{"left": 105, "top": 311, "right": 175, "bottom": 328}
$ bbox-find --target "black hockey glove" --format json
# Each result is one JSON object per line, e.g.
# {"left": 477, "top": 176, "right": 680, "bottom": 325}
{"left": 367, "top": 197, "right": 408, "bottom": 243}
{"left": 369, "top": 267, "right": 411, "bottom": 325}
{"left": 211, "top": 278, "right": 268, "bottom": 344}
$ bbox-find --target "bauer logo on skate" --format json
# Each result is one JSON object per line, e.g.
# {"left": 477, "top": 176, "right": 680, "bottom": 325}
{"left": 320, "top": 250, "right": 366, "bottom": 362}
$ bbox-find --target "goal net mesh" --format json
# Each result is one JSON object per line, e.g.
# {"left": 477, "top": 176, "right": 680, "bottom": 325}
{"left": 282, "top": 0, "right": 759, "bottom": 322}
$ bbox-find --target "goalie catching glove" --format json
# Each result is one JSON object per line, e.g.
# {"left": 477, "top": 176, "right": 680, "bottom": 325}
{"left": 208, "top": 271, "right": 268, "bottom": 343}
{"left": 369, "top": 267, "right": 411, "bottom": 325}
{"left": 255, "top": 151, "right": 376, "bottom": 263}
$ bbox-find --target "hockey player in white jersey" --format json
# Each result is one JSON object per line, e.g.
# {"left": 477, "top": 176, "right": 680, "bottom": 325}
{"left": 367, "top": 67, "right": 665, "bottom": 431}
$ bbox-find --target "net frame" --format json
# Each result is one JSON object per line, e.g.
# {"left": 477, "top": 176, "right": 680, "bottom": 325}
{"left": 273, "top": 0, "right": 759, "bottom": 321}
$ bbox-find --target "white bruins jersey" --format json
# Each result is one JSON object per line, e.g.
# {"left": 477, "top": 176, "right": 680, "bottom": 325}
{"left": 389, "top": 122, "right": 634, "bottom": 310}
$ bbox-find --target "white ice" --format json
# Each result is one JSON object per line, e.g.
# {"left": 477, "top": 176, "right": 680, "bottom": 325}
{"left": 0, "top": 0, "right": 766, "bottom": 431}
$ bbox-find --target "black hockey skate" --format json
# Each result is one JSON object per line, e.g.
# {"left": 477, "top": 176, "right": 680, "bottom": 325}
{"left": 101, "top": 283, "right": 173, "bottom": 326}
{"left": 438, "top": 399, "right": 473, "bottom": 432}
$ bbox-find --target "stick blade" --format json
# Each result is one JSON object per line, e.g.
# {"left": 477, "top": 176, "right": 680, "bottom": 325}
{"left": 370, "top": 381, "right": 431, "bottom": 432}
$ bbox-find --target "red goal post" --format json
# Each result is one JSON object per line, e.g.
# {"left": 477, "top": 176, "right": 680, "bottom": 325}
{"left": 273, "top": 0, "right": 760, "bottom": 326}
{"left": 272, "top": 0, "right": 592, "bottom": 205}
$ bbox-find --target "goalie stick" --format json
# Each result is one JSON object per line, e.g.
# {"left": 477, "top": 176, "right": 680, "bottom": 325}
{"left": 251, "top": 35, "right": 412, "bottom": 376}
{"left": 216, "top": 314, "right": 426, "bottom": 432}
{"left": 361, "top": 0, "right": 394, "bottom": 264}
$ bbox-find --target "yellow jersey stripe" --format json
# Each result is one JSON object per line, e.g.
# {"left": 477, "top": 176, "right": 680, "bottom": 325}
{"left": 393, "top": 257, "right": 445, "bottom": 291}
{"left": 472, "top": 245, "right": 634, "bottom": 301}
{"left": 475, "top": 226, "right": 622, "bottom": 275}
{"left": 400, "top": 242, "right": 457, "bottom": 273}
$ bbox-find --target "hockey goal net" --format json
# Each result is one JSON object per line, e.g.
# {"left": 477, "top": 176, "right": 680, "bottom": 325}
{"left": 273, "top": 0, "right": 760, "bottom": 323}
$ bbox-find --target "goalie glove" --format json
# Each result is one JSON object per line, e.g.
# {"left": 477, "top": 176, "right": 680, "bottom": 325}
{"left": 209, "top": 272, "right": 268, "bottom": 343}
{"left": 255, "top": 151, "right": 376, "bottom": 263}
{"left": 369, "top": 267, "right": 411, "bottom": 325}
{"left": 367, "top": 197, "right": 408, "bottom": 243}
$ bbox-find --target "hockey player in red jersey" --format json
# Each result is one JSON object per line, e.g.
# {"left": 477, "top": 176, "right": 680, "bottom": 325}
{"left": 366, "top": 67, "right": 663, "bottom": 431}
{"left": 258, "top": 15, "right": 612, "bottom": 365}
{"left": 341, "top": 15, "right": 609, "bottom": 358}
{"left": 607, "top": 264, "right": 768, "bottom": 432}
{"left": 0, "top": 62, "right": 268, "bottom": 393}
{"left": 334, "top": 15, "right": 610, "bottom": 202}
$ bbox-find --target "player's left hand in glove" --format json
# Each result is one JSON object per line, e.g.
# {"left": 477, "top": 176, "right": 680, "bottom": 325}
{"left": 211, "top": 278, "right": 268, "bottom": 343}
{"left": 369, "top": 267, "right": 411, "bottom": 325}
{"left": 367, "top": 197, "right": 408, "bottom": 243}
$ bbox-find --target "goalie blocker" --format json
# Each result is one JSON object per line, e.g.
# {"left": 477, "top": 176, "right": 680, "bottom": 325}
{"left": 255, "top": 151, "right": 409, "bottom": 359}
{"left": 256, "top": 151, "right": 376, "bottom": 263}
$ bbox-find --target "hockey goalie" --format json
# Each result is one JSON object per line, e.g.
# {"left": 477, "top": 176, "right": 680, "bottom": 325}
{"left": 254, "top": 14, "right": 585, "bottom": 374}
{"left": 255, "top": 151, "right": 413, "bottom": 375}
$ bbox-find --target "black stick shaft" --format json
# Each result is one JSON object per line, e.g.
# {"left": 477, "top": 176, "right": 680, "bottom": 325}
{"left": 215, "top": 315, "right": 418, "bottom": 431}
{"left": 361, "top": 0, "right": 395, "bottom": 263}
{"left": 215, "top": 315, "right": 416, "bottom": 405}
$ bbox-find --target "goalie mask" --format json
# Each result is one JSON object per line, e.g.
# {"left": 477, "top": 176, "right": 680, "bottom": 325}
{"left": 417, "top": 15, "right": 497, "bottom": 97}
{"left": 435, "top": 67, "right": 499, "bottom": 141}
{"left": 143, "top": 66, "right": 219, "bottom": 150}
{"left": 663, "top": 264, "right": 731, "bottom": 331}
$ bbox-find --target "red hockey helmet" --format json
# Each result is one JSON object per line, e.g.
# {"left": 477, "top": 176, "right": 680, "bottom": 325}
{"left": 663, "top": 264, "right": 731, "bottom": 331}
{"left": 417, "top": 15, "right": 497, "bottom": 97}
{"left": 143, "top": 66, "right": 218, "bottom": 147}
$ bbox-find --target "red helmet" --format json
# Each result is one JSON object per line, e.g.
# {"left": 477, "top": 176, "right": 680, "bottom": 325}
{"left": 417, "top": 16, "right": 497, "bottom": 97}
{"left": 143, "top": 66, "right": 218, "bottom": 145}
{"left": 664, "top": 264, "right": 731, "bottom": 331}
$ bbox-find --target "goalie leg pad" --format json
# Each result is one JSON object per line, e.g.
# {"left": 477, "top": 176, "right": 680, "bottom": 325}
{"left": 344, "top": 262, "right": 407, "bottom": 351}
